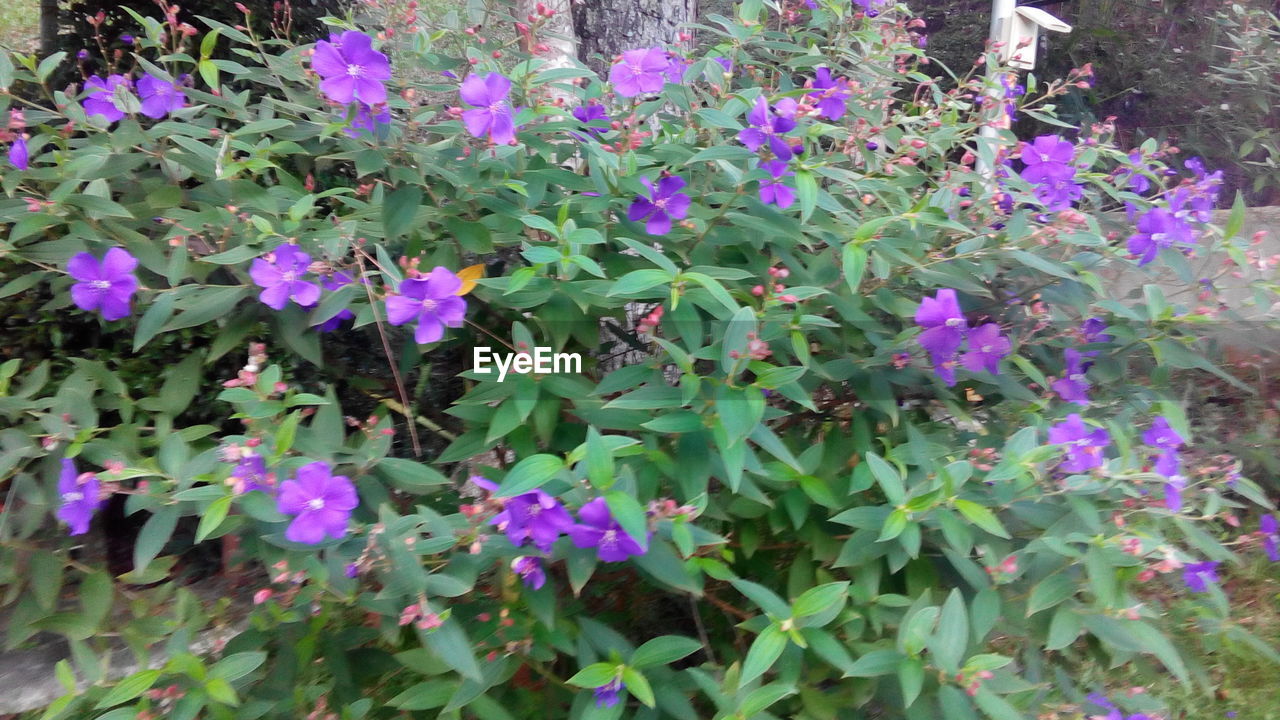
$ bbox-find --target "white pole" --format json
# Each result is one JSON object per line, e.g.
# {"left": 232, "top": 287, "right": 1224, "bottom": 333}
{"left": 977, "top": 0, "right": 1017, "bottom": 181}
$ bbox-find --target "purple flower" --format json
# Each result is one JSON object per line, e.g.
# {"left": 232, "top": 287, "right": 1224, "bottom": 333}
{"left": 1048, "top": 414, "right": 1111, "bottom": 473}
{"left": 1051, "top": 348, "right": 1091, "bottom": 405}
{"left": 1081, "top": 317, "right": 1111, "bottom": 355}
{"left": 1182, "top": 560, "right": 1220, "bottom": 593}
{"left": 1143, "top": 416, "right": 1184, "bottom": 478}
{"left": 1261, "top": 514, "right": 1279, "bottom": 562}
{"left": 250, "top": 244, "right": 321, "bottom": 311}
{"left": 759, "top": 159, "right": 796, "bottom": 209}
{"left": 135, "top": 74, "right": 186, "bottom": 119}
{"left": 68, "top": 247, "right": 139, "bottom": 321}
{"left": 738, "top": 96, "right": 798, "bottom": 160}
{"left": 1000, "top": 74, "right": 1025, "bottom": 122}
{"left": 276, "top": 461, "right": 358, "bottom": 544}
{"left": 83, "top": 74, "right": 129, "bottom": 123}
{"left": 345, "top": 563, "right": 360, "bottom": 578}
{"left": 1031, "top": 174, "right": 1083, "bottom": 211}
{"left": 569, "top": 497, "right": 647, "bottom": 562}
{"left": 571, "top": 103, "right": 609, "bottom": 141}
{"left": 385, "top": 266, "right": 467, "bottom": 344}
{"left": 665, "top": 55, "right": 691, "bottom": 84}
{"left": 8, "top": 136, "right": 27, "bottom": 170}
{"left": 1022, "top": 135, "right": 1075, "bottom": 168}
{"left": 120, "top": 34, "right": 134, "bottom": 45}
{"left": 1119, "top": 150, "right": 1152, "bottom": 193}
{"left": 1164, "top": 475, "right": 1186, "bottom": 512}
{"left": 460, "top": 72, "right": 517, "bottom": 145}
{"left": 914, "top": 290, "right": 968, "bottom": 385}
{"left": 959, "top": 323, "right": 1011, "bottom": 375}
{"left": 1126, "top": 206, "right": 1195, "bottom": 266}
{"left": 343, "top": 103, "right": 391, "bottom": 139}
{"left": 311, "top": 30, "right": 391, "bottom": 105}
{"left": 490, "top": 490, "right": 574, "bottom": 553}
{"left": 609, "top": 47, "right": 669, "bottom": 97}
{"left": 712, "top": 56, "right": 733, "bottom": 74}
{"left": 230, "top": 453, "right": 271, "bottom": 494}
{"left": 809, "top": 67, "right": 850, "bottom": 120}
{"left": 593, "top": 677, "right": 623, "bottom": 708}
{"left": 56, "top": 458, "right": 101, "bottom": 536}
{"left": 628, "top": 176, "right": 691, "bottom": 235}
{"left": 511, "top": 556, "right": 547, "bottom": 590}
{"left": 1168, "top": 186, "right": 1215, "bottom": 225}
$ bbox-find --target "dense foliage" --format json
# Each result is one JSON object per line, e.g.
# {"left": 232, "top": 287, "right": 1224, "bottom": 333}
{"left": 1, "top": 0, "right": 1278, "bottom": 718}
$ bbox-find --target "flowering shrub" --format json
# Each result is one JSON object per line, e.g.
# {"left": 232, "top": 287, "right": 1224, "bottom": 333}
{"left": 0, "top": 1, "right": 1278, "bottom": 718}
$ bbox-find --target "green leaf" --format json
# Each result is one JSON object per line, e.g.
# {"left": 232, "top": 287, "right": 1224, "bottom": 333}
{"left": 607, "top": 269, "right": 673, "bottom": 296}
{"left": 846, "top": 649, "right": 905, "bottom": 677}
{"left": 795, "top": 169, "right": 817, "bottom": 222}
{"left": 423, "top": 618, "right": 483, "bottom": 681}
{"left": 740, "top": 683, "right": 796, "bottom": 717}
{"left": 194, "top": 495, "right": 232, "bottom": 543}
{"left": 953, "top": 499, "right": 1010, "bottom": 539}
{"left": 604, "top": 490, "right": 650, "bottom": 552}
{"left": 133, "top": 506, "right": 179, "bottom": 574}
{"left": 494, "top": 454, "right": 564, "bottom": 497}
{"left": 31, "top": 552, "right": 63, "bottom": 611}
{"left": 133, "top": 292, "right": 176, "bottom": 351}
{"left": 878, "top": 508, "right": 909, "bottom": 542}
{"left": 211, "top": 652, "right": 266, "bottom": 682}
{"left": 865, "top": 453, "right": 904, "bottom": 505}
{"left": 374, "top": 458, "right": 450, "bottom": 493}
{"left": 898, "top": 656, "right": 925, "bottom": 708}
{"left": 1026, "top": 572, "right": 1076, "bottom": 616}
{"left": 95, "top": 669, "right": 162, "bottom": 709}
{"left": 792, "top": 581, "right": 849, "bottom": 618}
{"left": 1224, "top": 191, "right": 1245, "bottom": 240}
{"left": 630, "top": 636, "right": 702, "bottom": 668}
{"left": 927, "top": 589, "right": 968, "bottom": 674}
{"left": 566, "top": 663, "right": 619, "bottom": 688}
{"left": 621, "top": 667, "right": 655, "bottom": 708}
{"left": 739, "top": 624, "right": 787, "bottom": 687}
{"left": 972, "top": 687, "right": 1024, "bottom": 720}
{"left": 383, "top": 185, "right": 423, "bottom": 240}
{"left": 843, "top": 243, "right": 868, "bottom": 293}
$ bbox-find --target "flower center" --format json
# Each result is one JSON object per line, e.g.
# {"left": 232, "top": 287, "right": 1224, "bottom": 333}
{"left": 601, "top": 529, "right": 618, "bottom": 547}
{"left": 62, "top": 491, "right": 83, "bottom": 502}
{"left": 1156, "top": 436, "right": 1167, "bottom": 444}
{"left": 981, "top": 344, "right": 993, "bottom": 353}
{"left": 654, "top": 197, "right": 668, "bottom": 209}
{"left": 1151, "top": 232, "right": 1168, "bottom": 244}
{"left": 347, "top": 64, "right": 364, "bottom": 78}
{"left": 281, "top": 271, "right": 296, "bottom": 283}
{"left": 1069, "top": 373, "right": 1085, "bottom": 382}
{"left": 421, "top": 298, "right": 438, "bottom": 312}
{"left": 945, "top": 317, "right": 964, "bottom": 327}
{"left": 489, "top": 100, "right": 507, "bottom": 114}
{"left": 527, "top": 504, "right": 541, "bottom": 517}
{"left": 89, "top": 280, "right": 112, "bottom": 291}
{"left": 307, "top": 497, "right": 325, "bottom": 511}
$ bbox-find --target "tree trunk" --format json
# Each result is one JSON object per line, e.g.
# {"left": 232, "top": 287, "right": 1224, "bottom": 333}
{"left": 570, "top": 0, "right": 697, "bottom": 76}
{"left": 516, "top": 0, "right": 577, "bottom": 102}
{"left": 39, "top": 0, "right": 59, "bottom": 56}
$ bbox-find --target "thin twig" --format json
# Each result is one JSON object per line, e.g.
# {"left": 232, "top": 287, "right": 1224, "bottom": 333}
{"left": 688, "top": 593, "right": 718, "bottom": 667}
{"left": 354, "top": 248, "right": 422, "bottom": 456}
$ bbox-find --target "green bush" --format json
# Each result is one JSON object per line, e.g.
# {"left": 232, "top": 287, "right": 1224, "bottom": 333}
{"left": 0, "top": 0, "right": 1277, "bottom": 718}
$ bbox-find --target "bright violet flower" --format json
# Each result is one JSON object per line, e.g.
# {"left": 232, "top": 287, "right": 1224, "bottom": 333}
{"left": 230, "top": 453, "right": 271, "bottom": 494}
{"left": 712, "top": 56, "right": 733, "bottom": 74}
{"left": 311, "top": 30, "right": 391, "bottom": 105}
{"left": 1021, "top": 134, "right": 1075, "bottom": 169}
{"left": 460, "top": 72, "right": 517, "bottom": 145}
{"left": 68, "top": 247, "right": 139, "bottom": 321}
{"left": 83, "top": 74, "right": 129, "bottom": 123}
{"left": 9, "top": 136, "right": 27, "bottom": 170}
{"left": 1119, "top": 149, "right": 1152, "bottom": 193}
{"left": 594, "top": 677, "right": 623, "bottom": 708}
{"left": 759, "top": 159, "right": 796, "bottom": 209}
{"left": 569, "top": 497, "right": 646, "bottom": 562}
{"left": 511, "top": 556, "right": 547, "bottom": 590}
{"left": 489, "top": 489, "right": 574, "bottom": 553}
{"left": 1143, "top": 416, "right": 1184, "bottom": 477}
{"left": 809, "top": 67, "right": 850, "bottom": 120}
{"left": 1081, "top": 317, "right": 1111, "bottom": 356}
{"left": 135, "top": 74, "right": 186, "bottom": 119}
{"left": 609, "top": 47, "right": 669, "bottom": 97}
{"left": 628, "top": 176, "right": 691, "bottom": 235}
{"left": 57, "top": 458, "right": 101, "bottom": 536}
{"left": 1261, "top": 514, "right": 1279, "bottom": 562}
{"left": 1181, "top": 560, "right": 1220, "bottom": 593}
{"left": 738, "top": 96, "right": 798, "bottom": 160}
{"left": 1126, "top": 206, "right": 1195, "bottom": 266}
{"left": 276, "top": 461, "right": 358, "bottom": 544}
{"left": 1163, "top": 475, "right": 1186, "bottom": 512}
{"left": 1031, "top": 174, "right": 1083, "bottom": 211}
{"left": 959, "top": 323, "right": 1011, "bottom": 375}
{"left": 1048, "top": 414, "right": 1111, "bottom": 473}
{"left": 385, "top": 267, "right": 467, "bottom": 344}
{"left": 664, "top": 55, "right": 691, "bottom": 84}
{"left": 914, "top": 288, "right": 968, "bottom": 360}
{"left": 571, "top": 103, "right": 609, "bottom": 138}
{"left": 344, "top": 103, "right": 390, "bottom": 139}
{"left": 1051, "top": 348, "right": 1091, "bottom": 405}
{"left": 250, "top": 244, "right": 321, "bottom": 310}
